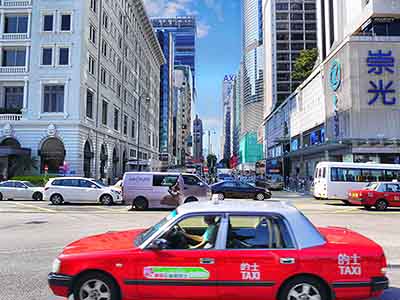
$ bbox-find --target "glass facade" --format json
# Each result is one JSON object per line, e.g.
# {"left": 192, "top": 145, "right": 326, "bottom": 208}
{"left": 151, "top": 17, "right": 196, "bottom": 86}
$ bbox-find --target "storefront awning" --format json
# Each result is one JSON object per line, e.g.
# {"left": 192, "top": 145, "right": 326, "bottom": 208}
{"left": 285, "top": 143, "right": 348, "bottom": 158}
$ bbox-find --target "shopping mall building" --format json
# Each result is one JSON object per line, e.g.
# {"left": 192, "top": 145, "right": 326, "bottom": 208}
{"left": 265, "top": 0, "right": 400, "bottom": 178}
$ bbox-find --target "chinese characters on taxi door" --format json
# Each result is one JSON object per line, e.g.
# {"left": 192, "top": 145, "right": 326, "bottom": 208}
{"left": 338, "top": 253, "right": 362, "bottom": 275}
{"left": 240, "top": 263, "right": 261, "bottom": 280}
{"left": 367, "top": 50, "right": 397, "bottom": 105}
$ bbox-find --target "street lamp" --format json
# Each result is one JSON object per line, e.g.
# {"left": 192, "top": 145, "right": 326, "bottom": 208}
{"left": 137, "top": 93, "right": 151, "bottom": 171}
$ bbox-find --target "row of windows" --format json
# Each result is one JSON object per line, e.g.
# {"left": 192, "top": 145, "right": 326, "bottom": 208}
{"left": 276, "top": 13, "right": 316, "bottom": 21}
{"left": 42, "top": 12, "right": 72, "bottom": 32}
{"left": 41, "top": 47, "right": 70, "bottom": 66}
{"left": 276, "top": 42, "right": 317, "bottom": 51}
{"left": 329, "top": 168, "right": 400, "bottom": 182}
{"left": 276, "top": 22, "right": 317, "bottom": 31}
{"left": 276, "top": 3, "right": 316, "bottom": 11}
{"left": 277, "top": 33, "right": 317, "bottom": 41}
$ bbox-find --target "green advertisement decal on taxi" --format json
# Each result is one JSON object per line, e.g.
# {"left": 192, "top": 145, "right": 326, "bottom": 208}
{"left": 144, "top": 266, "right": 210, "bottom": 280}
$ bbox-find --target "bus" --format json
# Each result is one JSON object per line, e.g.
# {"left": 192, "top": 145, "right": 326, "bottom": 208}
{"left": 313, "top": 162, "right": 400, "bottom": 202}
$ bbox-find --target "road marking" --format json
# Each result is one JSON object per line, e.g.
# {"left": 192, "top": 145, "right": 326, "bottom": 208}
{"left": 12, "top": 202, "right": 57, "bottom": 213}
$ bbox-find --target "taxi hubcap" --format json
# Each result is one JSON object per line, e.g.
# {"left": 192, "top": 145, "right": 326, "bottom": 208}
{"left": 288, "top": 283, "right": 321, "bottom": 300}
{"left": 80, "top": 279, "right": 111, "bottom": 300}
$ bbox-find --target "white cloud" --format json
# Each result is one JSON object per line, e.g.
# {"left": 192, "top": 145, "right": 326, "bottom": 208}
{"left": 203, "top": 0, "right": 224, "bottom": 22}
{"left": 143, "top": 0, "right": 195, "bottom": 17}
{"left": 197, "top": 21, "right": 211, "bottom": 38}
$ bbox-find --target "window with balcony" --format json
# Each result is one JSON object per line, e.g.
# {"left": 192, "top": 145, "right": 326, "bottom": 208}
{"left": 2, "top": 48, "right": 26, "bottom": 66}
{"left": 60, "top": 14, "right": 71, "bottom": 31}
{"left": 4, "top": 15, "right": 28, "bottom": 33}
{"left": 43, "top": 85, "right": 64, "bottom": 113}
{"left": 43, "top": 15, "right": 54, "bottom": 32}
{"left": 2, "top": 87, "right": 23, "bottom": 114}
{"left": 58, "top": 47, "right": 70, "bottom": 65}
{"left": 41, "top": 48, "right": 53, "bottom": 66}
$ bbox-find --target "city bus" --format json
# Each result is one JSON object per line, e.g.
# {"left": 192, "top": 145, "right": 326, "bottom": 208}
{"left": 313, "top": 162, "right": 400, "bottom": 202}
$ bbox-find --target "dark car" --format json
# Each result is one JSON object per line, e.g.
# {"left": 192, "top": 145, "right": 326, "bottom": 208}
{"left": 211, "top": 181, "right": 271, "bottom": 201}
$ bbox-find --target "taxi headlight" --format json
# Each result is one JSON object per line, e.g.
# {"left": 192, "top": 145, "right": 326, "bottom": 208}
{"left": 52, "top": 258, "right": 61, "bottom": 273}
{"left": 381, "top": 267, "right": 388, "bottom": 275}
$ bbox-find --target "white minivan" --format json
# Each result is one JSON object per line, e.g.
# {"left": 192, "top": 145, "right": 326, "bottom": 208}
{"left": 44, "top": 177, "right": 123, "bottom": 205}
{"left": 122, "top": 172, "right": 210, "bottom": 210}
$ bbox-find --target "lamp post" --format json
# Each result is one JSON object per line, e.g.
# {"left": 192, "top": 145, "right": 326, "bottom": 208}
{"left": 137, "top": 93, "right": 150, "bottom": 171}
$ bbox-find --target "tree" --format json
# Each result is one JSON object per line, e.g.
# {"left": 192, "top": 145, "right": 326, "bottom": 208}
{"left": 8, "top": 156, "right": 38, "bottom": 178}
{"left": 207, "top": 154, "right": 217, "bottom": 175}
{"left": 292, "top": 48, "right": 318, "bottom": 82}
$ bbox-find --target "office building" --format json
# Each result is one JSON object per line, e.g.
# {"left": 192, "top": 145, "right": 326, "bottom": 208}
{"left": 151, "top": 17, "right": 196, "bottom": 87}
{"left": 193, "top": 115, "right": 203, "bottom": 162}
{"left": 263, "top": 0, "right": 318, "bottom": 117}
{"left": 232, "top": 63, "right": 244, "bottom": 158}
{"left": 222, "top": 74, "right": 235, "bottom": 161}
{"left": 0, "top": 0, "right": 164, "bottom": 180}
{"left": 265, "top": 0, "right": 400, "bottom": 178}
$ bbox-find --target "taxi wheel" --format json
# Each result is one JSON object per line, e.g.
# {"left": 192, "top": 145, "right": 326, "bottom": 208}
{"left": 185, "top": 197, "right": 198, "bottom": 203}
{"left": 375, "top": 199, "right": 388, "bottom": 211}
{"left": 279, "top": 276, "right": 329, "bottom": 300}
{"left": 73, "top": 271, "right": 120, "bottom": 300}
{"left": 134, "top": 197, "right": 149, "bottom": 210}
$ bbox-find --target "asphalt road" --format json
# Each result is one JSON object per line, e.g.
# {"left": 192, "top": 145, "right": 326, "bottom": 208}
{"left": 0, "top": 191, "right": 399, "bottom": 300}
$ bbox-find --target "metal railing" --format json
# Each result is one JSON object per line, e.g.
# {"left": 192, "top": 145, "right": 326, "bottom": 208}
{"left": 0, "top": 114, "right": 22, "bottom": 121}
{"left": 0, "top": 66, "right": 28, "bottom": 73}
{"left": 1, "top": 33, "right": 29, "bottom": 40}
{"left": 0, "top": 0, "right": 32, "bottom": 7}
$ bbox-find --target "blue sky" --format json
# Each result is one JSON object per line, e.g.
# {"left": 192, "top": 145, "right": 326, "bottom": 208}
{"left": 143, "top": 0, "right": 242, "bottom": 158}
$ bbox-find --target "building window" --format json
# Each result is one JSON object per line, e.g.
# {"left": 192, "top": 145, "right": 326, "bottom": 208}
{"left": 123, "top": 115, "right": 128, "bottom": 135}
{"left": 101, "top": 40, "right": 107, "bottom": 56}
{"left": 90, "top": 0, "right": 97, "bottom": 13}
{"left": 100, "top": 67, "right": 106, "bottom": 84}
{"left": 131, "top": 119, "right": 135, "bottom": 138}
{"left": 86, "top": 89, "right": 93, "bottom": 119}
{"left": 102, "top": 100, "right": 108, "bottom": 125}
{"left": 58, "top": 47, "right": 70, "bottom": 65}
{"left": 43, "top": 85, "right": 64, "bottom": 113}
{"left": 89, "top": 25, "right": 96, "bottom": 44}
{"left": 2, "top": 48, "right": 26, "bottom": 66}
{"left": 60, "top": 14, "right": 72, "bottom": 31}
{"left": 88, "top": 56, "right": 95, "bottom": 75}
{"left": 39, "top": 48, "right": 53, "bottom": 66}
{"left": 4, "top": 87, "right": 23, "bottom": 112}
{"left": 113, "top": 107, "right": 119, "bottom": 131}
{"left": 4, "top": 15, "right": 28, "bottom": 33}
{"left": 102, "top": 13, "right": 109, "bottom": 29}
{"left": 43, "top": 15, "right": 54, "bottom": 32}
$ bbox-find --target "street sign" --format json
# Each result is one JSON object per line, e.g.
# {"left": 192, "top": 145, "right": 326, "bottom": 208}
{"left": 203, "top": 167, "right": 209, "bottom": 173}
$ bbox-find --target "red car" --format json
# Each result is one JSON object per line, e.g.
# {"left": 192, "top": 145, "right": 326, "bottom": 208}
{"left": 348, "top": 181, "right": 400, "bottom": 211}
{"left": 48, "top": 200, "right": 388, "bottom": 300}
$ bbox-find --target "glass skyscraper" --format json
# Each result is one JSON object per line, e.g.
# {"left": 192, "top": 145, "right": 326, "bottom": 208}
{"left": 151, "top": 17, "right": 197, "bottom": 86}
{"left": 242, "top": 0, "right": 264, "bottom": 133}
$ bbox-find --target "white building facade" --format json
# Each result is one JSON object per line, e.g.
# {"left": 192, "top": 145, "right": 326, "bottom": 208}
{"left": 0, "top": 0, "right": 164, "bottom": 181}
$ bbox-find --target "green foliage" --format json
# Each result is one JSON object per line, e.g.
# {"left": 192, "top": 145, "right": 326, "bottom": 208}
{"left": 8, "top": 156, "right": 38, "bottom": 178}
{"left": 292, "top": 48, "right": 319, "bottom": 82}
{"left": 11, "top": 175, "right": 56, "bottom": 186}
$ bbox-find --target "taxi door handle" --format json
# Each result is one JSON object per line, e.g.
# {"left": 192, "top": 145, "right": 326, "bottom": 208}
{"left": 280, "top": 258, "right": 295, "bottom": 264}
{"left": 200, "top": 258, "right": 215, "bottom": 264}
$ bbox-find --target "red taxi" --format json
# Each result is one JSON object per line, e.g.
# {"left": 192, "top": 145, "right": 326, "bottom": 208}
{"left": 48, "top": 200, "right": 388, "bottom": 300}
{"left": 348, "top": 181, "right": 400, "bottom": 211}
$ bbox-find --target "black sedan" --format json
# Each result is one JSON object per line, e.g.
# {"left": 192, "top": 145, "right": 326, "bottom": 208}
{"left": 211, "top": 181, "right": 272, "bottom": 201}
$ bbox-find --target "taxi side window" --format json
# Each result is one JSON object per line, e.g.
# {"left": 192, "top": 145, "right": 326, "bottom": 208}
{"left": 386, "top": 183, "right": 400, "bottom": 192}
{"left": 227, "top": 216, "right": 294, "bottom": 249}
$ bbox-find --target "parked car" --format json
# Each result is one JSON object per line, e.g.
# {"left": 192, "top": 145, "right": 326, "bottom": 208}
{"left": 348, "top": 181, "right": 400, "bottom": 211}
{"left": 48, "top": 200, "right": 388, "bottom": 300}
{"left": 112, "top": 180, "right": 123, "bottom": 193}
{"left": 44, "top": 177, "right": 122, "bottom": 205}
{"left": 0, "top": 180, "right": 44, "bottom": 201}
{"left": 122, "top": 172, "right": 210, "bottom": 210}
{"left": 211, "top": 180, "right": 271, "bottom": 200}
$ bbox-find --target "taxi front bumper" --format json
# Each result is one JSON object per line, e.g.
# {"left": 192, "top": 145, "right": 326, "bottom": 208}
{"left": 48, "top": 273, "right": 72, "bottom": 297}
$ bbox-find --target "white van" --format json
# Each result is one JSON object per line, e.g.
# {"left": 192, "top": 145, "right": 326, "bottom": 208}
{"left": 122, "top": 172, "right": 210, "bottom": 210}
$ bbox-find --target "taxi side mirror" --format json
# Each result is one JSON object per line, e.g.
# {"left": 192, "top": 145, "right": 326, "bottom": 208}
{"left": 148, "top": 238, "right": 168, "bottom": 250}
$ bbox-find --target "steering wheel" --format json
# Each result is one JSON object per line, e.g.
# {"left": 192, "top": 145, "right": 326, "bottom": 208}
{"left": 167, "top": 225, "right": 188, "bottom": 249}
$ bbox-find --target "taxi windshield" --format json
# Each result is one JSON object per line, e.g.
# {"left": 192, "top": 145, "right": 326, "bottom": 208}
{"left": 365, "top": 183, "right": 379, "bottom": 190}
{"left": 135, "top": 210, "right": 177, "bottom": 246}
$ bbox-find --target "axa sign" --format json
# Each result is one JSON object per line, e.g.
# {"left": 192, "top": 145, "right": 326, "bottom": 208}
{"left": 224, "top": 75, "right": 236, "bottom": 81}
